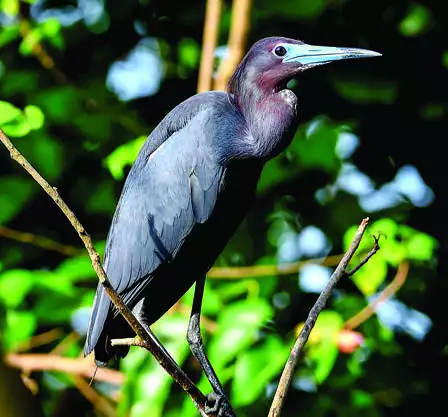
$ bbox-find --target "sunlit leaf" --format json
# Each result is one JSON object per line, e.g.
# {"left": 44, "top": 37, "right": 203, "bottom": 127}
{"left": 1, "top": 113, "right": 31, "bottom": 137}
{"left": 24, "top": 105, "right": 45, "bottom": 130}
{"left": 105, "top": 136, "right": 146, "bottom": 180}
{"left": 399, "top": 3, "right": 432, "bottom": 37}
{"left": 300, "top": 311, "right": 344, "bottom": 383}
{"left": 406, "top": 232, "right": 437, "bottom": 261}
{"left": 0, "top": 269, "right": 34, "bottom": 308}
{"left": 120, "top": 338, "right": 190, "bottom": 417}
{"left": 19, "top": 29, "right": 42, "bottom": 56}
{"left": 0, "top": 0, "right": 19, "bottom": 16}
{"left": 352, "top": 255, "right": 388, "bottom": 296}
{"left": 0, "top": 100, "right": 21, "bottom": 125}
{"left": 231, "top": 335, "right": 289, "bottom": 406}
{"left": 209, "top": 299, "right": 273, "bottom": 367}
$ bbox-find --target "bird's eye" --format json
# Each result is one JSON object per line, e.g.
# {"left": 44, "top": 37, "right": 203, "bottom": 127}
{"left": 274, "top": 45, "right": 287, "bottom": 57}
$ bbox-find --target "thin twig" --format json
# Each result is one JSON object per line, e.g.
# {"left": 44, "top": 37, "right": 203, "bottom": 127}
{"left": 208, "top": 254, "right": 345, "bottom": 279}
{"left": 13, "top": 328, "right": 64, "bottom": 353}
{"left": 214, "top": 0, "right": 252, "bottom": 91}
{"left": 0, "top": 226, "right": 83, "bottom": 256}
{"left": 5, "top": 353, "right": 124, "bottom": 385}
{"left": 197, "top": 0, "right": 222, "bottom": 93}
{"left": 0, "top": 222, "right": 346, "bottom": 277}
{"left": 0, "top": 129, "right": 209, "bottom": 415}
{"left": 344, "top": 260, "right": 409, "bottom": 330}
{"left": 346, "top": 235, "right": 380, "bottom": 277}
{"left": 110, "top": 337, "right": 147, "bottom": 348}
{"left": 268, "top": 218, "right": 373, "bottom": 417}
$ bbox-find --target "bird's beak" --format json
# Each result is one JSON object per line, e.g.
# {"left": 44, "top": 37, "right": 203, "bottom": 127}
{"left": 283, "top": 43, "right": 381, "bottom": 67}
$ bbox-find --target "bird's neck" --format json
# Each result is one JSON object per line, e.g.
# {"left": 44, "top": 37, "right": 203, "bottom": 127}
{"left": 230, "top": 83, "right": 298, "bottom": 160}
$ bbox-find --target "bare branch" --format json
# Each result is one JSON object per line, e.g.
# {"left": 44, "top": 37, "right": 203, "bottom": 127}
{"left": 346, "top": 234, "right": 380, "bottom": 276}
{"left": 268, "top": 218, "right": 373, "bottom": 417}
{"left": 214, "top": 0, "right": 252, "bottom": 91}
{"left": 5, "top": 353, "right": 124, "bottom": 385}
{"left": 197, "top": 0, "right": 222, "bottom": 93}
{"left": 110, "top": 337, "right": 147, "bottom": 348}
{"left": 0, "top": 129, "right": 210, "bottom": 415}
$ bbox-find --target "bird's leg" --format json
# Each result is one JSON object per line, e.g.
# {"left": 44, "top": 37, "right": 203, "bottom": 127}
{"left": 187, "top": 276, "right": 236, "bottom": 417}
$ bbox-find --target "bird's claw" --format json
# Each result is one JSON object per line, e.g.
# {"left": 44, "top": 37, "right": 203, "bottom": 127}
{"left": 205, "top": 392, "right": 236, "bottom": 417}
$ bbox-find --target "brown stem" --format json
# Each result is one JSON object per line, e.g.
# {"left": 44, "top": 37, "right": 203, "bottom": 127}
{"left": 5, "top": 353, "right": 124, "bottom": 385}
{"left": 0, "top": 226, "right": 82, "bottom": 256}
{"left": 268, "top": 218, "right": 373, "bottom": 417}
{"left": 344, "top": 260, "right": 409, "bottom": 330}
{"left": 0, "top": 129, "right": 209, "bottom": 414}
{"left": 214, "top": 0, "right": 252, "bottom": 91}
{"left": 197, "top": 0, "right": 222, "bottom": 93}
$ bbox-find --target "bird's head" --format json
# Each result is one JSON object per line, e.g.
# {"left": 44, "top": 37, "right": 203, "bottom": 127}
{"left": 228, "top": 36, "right": 381, "bottom": 97}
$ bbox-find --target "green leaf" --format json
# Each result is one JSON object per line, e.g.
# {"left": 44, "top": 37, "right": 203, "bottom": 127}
{"left": 0, "top": 177, "right": 35, "bottom": 223}
{"left": 3, "top": 310, "right": 37, "bottom": 351}
{"left": 0, "top": 0, "right": 19, "bottom": 16}
{"left": 1, "top": 113, "right": 31, "bottom": 137}
{"left": 294, "top": 118, "right": 341, "bottom": 173}
{"left": 351, "top": 389, "right": 374, "bottom": 408}
{"left": 0, "top": 269, "right": 34, "bottom": 308}
{"left": 19, "top": 29, "right": 42, "bottom": 56}
{"left": 86, "top": 180, "right": 117, "bottom": 215}
{"left": 333, "top": 79, "right": 398, "bottom": 104}
{"left": 231, "top": 335, "right": 289, "bottom": 406}
{"left": 13, "top": 134, "right": 64, "bottom": 181}
{"left": 178, "top": 38, "right": 200, "bottom": 69}
{"left": 24, "top": 105, "right": 45, "bottom": 130}
{"left": 0, "top": 25, "right": 19, "bottom": 48}
{"left": 352, "top": 255, "right": 388, "bottom": 296}
{"left": 209, "top": 299, "right": 274, "bottom": 367}
{"left": 119, "top": 338, "right": 190, "bottom": 417}
{"left": 105, "top": 136, "right": 146, "bottom": 180}
{"left": 406, "top": 232, "right": 437, "bottom": 261}
{"left": 40, "top": 18, "right": 62, "bottom": 38}
{"left": 34, "top": 86, "right": 81, "bottom": 123}
{"left": 305, "top": 311, "right": 344, "bottom": 383}
{"left": 399, "top": 3, "right": 432, "bottom": 37}
{"left": 0, "top": 100, "right": 21, "bottom": 125}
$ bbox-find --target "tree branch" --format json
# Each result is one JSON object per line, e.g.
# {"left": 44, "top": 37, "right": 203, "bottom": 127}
{"left": 214, "top": 0, "right": 252, "bottom": 91}
{"left": 197, "top": 0, "right": 222, "bottom": 93}
{"left": 268, "top": 218, "right": 374, "bottom": 417}
{"left": 0, "top": 129, "right": 211, "bottom": 415}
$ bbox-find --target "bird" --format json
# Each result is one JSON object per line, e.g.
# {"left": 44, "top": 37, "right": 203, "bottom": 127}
{"left": 84, "top": 36, "right": 380, "bottom": 415}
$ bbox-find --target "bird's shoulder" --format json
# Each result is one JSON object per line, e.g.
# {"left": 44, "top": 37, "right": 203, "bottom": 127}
{"left": 136, "top": 91, "right": 234, "bottom": 161}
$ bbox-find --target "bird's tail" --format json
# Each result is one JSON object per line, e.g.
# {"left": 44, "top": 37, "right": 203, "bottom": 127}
{"left": 84, "top": 285, "right": 131, "bottom": 365}
{"left": 84, "top": 285, "right": 113, "bottom": 365}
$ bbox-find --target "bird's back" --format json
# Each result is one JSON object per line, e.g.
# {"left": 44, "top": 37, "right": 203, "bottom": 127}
{"left": 85, "top": 91, "right": 262, "bottom": 364}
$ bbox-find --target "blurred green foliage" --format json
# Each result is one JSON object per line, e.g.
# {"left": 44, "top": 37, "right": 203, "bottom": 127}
{"left": 0, "top": 1, "right": 444, "bottom": 417}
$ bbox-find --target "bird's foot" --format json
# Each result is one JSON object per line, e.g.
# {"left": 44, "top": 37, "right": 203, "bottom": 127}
{"left": 205, "top": 392, "right": 236, "bottom": 417}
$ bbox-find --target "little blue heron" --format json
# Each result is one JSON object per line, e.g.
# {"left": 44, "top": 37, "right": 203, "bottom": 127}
{"left": 85, "top": 36, "right": 380, "bottom": 414}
